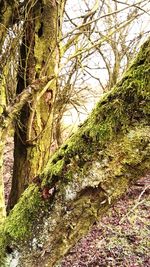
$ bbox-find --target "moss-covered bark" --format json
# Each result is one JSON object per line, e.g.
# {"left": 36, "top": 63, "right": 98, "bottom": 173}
{"left": 8, "top": 0, "right": 64, "bottom": 208}
{"left": 0, "top": 37, "right": 150, "bottom": 266}
{"left": 0, "top": 0, "right": 17, "bottom": 221}
{"left": 0, "top": 0, "right": 22, "bottom": 219}
{"left": 0, "top": 1, "right": 14, "bottom": 55}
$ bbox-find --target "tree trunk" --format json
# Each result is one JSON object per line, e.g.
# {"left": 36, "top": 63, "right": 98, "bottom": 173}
{"left": 0, "top": 77, "right": 52, "bottom": 221}
{"left": 8, "top": 0, "right": 64, "bottom": 208}
{"left": 0, "top": 37, "right": 150, "bottom": 266}
{"left": 0, "top": 133, "right": 6, "bottom": 224}
{"left": 0, "top": 1, "right": 13, "bottom": 219}
{"left": 0, "top": 1, "right": 14, "bottom": 55}
{"left": 0, "top": 71, "right": 8, "bottom": 222}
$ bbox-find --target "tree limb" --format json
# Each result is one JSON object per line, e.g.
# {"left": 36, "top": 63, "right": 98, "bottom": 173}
{"left": 0, "top": 37, "right": 150, "bottom": 267}
{"left": 0, "top": 76, "right": 55, "bottom": 131}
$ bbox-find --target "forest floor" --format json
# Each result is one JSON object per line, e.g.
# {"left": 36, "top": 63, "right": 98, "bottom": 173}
{"left": 4, "top": 138, "right": 150, "bottom": 267}
{"left": 61, "top": 175, "right": 150, "bottom": 267}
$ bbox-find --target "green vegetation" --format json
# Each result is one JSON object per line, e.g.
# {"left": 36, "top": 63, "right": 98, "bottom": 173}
{"left": 0, "top": 185, "right": 41, "bottom": 263}
{"left": 0, "top": 37, "right": 149, "bottom": 266}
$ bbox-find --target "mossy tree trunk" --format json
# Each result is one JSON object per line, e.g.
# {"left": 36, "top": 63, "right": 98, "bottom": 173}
{"left": 8, "top": 0, "right": 65, "bottom": 209}
{"left": 0, "top": 45, "right": 14, "bottom": 219}
{"left": 0, "top": 37, "right": 149, "bottom": 267}
{"left": 0, "top": 0, "right": 18, "bottom": 222}
{"left": 0, "top": 1, "right": 15, "bottom": 55}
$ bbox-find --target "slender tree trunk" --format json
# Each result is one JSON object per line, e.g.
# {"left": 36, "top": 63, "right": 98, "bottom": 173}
{"left": 0, "top": 73, "right": 7, "bottom": 222}
{"left": 0, "top": 1, "right": 14, "bottom": 220}
{"left": 0, "top": 37, "right": 149, "bottom": 267}
{"left": 0, "top": 0, "right": 17, "bottom": 219}
{"left": 0, "top": 134, "right": 6, "bottom": 224}
{"left": 8, "top": 0, "right": 64, "bottom": 208}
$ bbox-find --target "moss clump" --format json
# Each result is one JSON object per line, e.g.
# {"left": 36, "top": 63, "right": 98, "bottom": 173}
{"left": 0, "top": 37, "right": 149, "bottom": 267}
{"left": 122, "top": 126, "right": 150, "bottom": 165}
{"left": 42, "top": 38, "right": 150, "bottom": 188}
{"left": 0, "top": 185, "right": 42, "bottom": 262}
{"left": 4, "top": 184, "right": 41, "bottom": 241}
{"left": 0, "top": 225, "right": 7, "bottom": 264}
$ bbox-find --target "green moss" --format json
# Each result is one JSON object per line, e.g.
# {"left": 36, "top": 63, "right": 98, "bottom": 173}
{"left": 42, "top": 41, "right": 150, "bottom": 184}
{"left": 0, "top": 38, "right": 149, "bottom": 266}
{"left": 64, "top": 169, "right": 74, "bottom": 181}
{"left": 47, "top": 159, "right": 65, "bottom": 177}
{"left": 0, "top": 225, "right": 7, "bottom": 263}
{"left": 4, "top": 184, "right": 41, "bottom": 241}
{"left": 122, "top": 126, "right": 150, "bottom": 166}
{"left": 0, "top": 185, "right": 42, "bottom": 262}
{"left": 34, "top": 1, "right": 58, "bottom": 77}
{"left": 42, "top": 37, "right": 150, "bottom": 187}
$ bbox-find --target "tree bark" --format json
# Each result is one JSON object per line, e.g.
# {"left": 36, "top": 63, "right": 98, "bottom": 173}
{"left": 0, "top": 1, "right": 14, "bottom": 55}
{"left": 0, "top": 77, "right": 53, "bottom": 220}
{"left": 0, "top": 69, "right": 8, "bottom": 222}
{"left": 0, "top": 133, "right": 6, "bottom": 224}
{"left": 0, "top": 37, "right": 150, "bottom": 267}
{"left": 0, "top": 0, "right": 13, "bottom": 217}
{"left": 8, "top": 0, "right": 64, "bottom": 208}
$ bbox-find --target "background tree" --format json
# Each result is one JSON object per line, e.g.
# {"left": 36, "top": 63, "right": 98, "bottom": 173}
{"left": 52, "top": 0, "right": 150, "bottom": 147}
{"left": 8, "top": 0, "right": 66, "bottom": 208}
{"left": 0, "top": 0, "right": 22, "bottom": 223}
{"left": 0, "top": 0, "right": 149, "bottom": 230}
{"left": 0, "top": 36, "right": 149, "bottom": 266}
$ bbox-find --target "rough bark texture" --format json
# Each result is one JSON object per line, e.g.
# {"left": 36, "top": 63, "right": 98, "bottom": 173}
{"left": 0, "top": 1, "right": 14, "bottom": 55}
{"left": 0, "top": 0, "right": 12, "bottom": 217}
{"left": 0, "top": 0, "right": 20, "bottom": 220}
{"left": 0, "top": 67, "right": 8, "bottom": 222}
{"left": 8, "top": 0, "right": 62, "bottom": 208}
{"left": 0, "top": 37, "right": 150, "bottom": 267}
